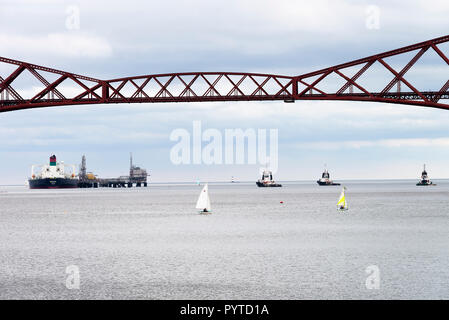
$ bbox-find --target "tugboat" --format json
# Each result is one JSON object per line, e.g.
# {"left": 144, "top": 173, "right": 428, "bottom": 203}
{"left": 317, "top": 166, "right": 340, "bottom": 186}
{"left": 256, "top": 169, "right": 282, "bottom": 187}
{"left": 416, "top": 164, "right": 436, "bottom": 186}
{"left": 28, "top": 155, "right": 78, "bottom": 189}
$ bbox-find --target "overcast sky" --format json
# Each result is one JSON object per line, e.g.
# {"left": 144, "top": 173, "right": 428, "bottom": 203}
{"left": 1, "top": 0, "right": 449, "bottom": 183}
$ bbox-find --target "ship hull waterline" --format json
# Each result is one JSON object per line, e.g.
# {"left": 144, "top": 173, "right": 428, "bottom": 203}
{"left": 256, "top": 182, "right": 282, "bottom": 187}
{"left": 28, "top": 178, "right": 79, "bottom": 189}
{"left": 317, "top": 181, "right": 341, "bottom": 186}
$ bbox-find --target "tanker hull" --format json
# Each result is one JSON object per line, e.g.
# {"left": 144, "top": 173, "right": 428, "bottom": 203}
{"left": 28, "top": 178, "right": 78, "bottom": 189}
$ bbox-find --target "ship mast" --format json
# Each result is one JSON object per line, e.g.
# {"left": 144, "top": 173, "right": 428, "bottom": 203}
{"left": 129, "top": 152, "right": 134, "bottom": 182}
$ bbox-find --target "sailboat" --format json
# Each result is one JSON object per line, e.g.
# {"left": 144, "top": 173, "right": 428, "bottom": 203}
{"left": 337, "top": 187, "right": 348, "bottom": 211}
{"left": 196, "top": 183, "right": 212, "bottom": 214}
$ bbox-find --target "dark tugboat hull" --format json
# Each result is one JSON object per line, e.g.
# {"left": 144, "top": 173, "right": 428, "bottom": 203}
{"left": 317, "top": 181, "right": 340, "bottom": 186}
{"left": 416, "top": 182, "right": 436, "bottom": 186}
{"left": 256, "top": 182, "right": 282, "bottom": 187}
{"left": 29, "top": 178, "right": 79, "bottom": 189}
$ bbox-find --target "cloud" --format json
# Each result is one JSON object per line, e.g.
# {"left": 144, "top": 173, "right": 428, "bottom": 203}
{"left": 0, "top": 33, "right": 112, "bottom": 59}
{"left": 1, "top": 0, "right": 449, "bottom": 183}
{"left": 291, "top": 137, "right": 449, "bottom": 150}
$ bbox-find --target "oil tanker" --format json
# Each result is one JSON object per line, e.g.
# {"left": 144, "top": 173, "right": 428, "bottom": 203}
{"left": 28, "top": 155, "right": 78, "bottom": 189}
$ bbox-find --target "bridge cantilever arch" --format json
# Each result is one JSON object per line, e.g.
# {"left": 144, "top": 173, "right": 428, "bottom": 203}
{"left": 0, "top": 35, "right": 448, "bottom": 113}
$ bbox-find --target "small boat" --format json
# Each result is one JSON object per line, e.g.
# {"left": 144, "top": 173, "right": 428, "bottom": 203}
{"left": 256, "top": 169, "right": 282, "bottom": 187}
{"left": 337, "top": 187, "right": 348, "bottom": 211}
{"left": 196, "top": 183, "right": 212, "bottom": 214}
{"left": 317, "top": 166, "right": 340, "bottom": 186}
{"left": 416, "top": 164, "right": 436, "bottom": 186}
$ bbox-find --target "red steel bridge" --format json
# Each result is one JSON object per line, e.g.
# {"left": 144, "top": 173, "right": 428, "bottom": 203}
{"left": 0, "top": 35, "right": 448, "bottom": 113}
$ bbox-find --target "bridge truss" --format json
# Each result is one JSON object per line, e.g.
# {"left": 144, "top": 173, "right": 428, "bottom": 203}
{"left": 0, "top": 35, "right": 448, "bottom": 113}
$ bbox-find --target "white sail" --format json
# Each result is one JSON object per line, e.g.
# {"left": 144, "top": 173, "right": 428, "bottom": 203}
{"left": 196, "top": 183, "right": 211, "bottom": 211}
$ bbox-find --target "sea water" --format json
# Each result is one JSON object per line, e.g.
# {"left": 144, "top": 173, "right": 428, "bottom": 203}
{"left": 0, "top": 180, "right": 448, "bottom": 299}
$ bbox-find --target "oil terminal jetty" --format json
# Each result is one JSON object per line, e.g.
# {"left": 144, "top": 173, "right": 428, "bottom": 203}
{"left": 78, "top": 153, "right": 149, "bottom": 189}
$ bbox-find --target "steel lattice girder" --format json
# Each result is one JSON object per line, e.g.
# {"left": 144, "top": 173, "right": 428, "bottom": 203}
{"left": 0, "top": 35, "right": 448, "bottom": 113}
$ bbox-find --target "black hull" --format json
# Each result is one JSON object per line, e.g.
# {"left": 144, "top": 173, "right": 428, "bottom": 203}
{"left": 416, "top": 182, "right": 436, "bottom": 186}
{"left": 29, "top": 178, "right": 79, "bottom": 189}
{"left": 256, "top": 182, "right": 282, "bottom": 187}
{"left": 317, "top": 181, "right": 340, "bottom": 186}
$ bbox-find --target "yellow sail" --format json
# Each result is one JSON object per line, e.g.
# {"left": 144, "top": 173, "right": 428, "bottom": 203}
{"left": 337, "top": 194, "right": 345, "bottom": 206}
{"left": 337, "top": 187, "right": 347, "bottom": 210}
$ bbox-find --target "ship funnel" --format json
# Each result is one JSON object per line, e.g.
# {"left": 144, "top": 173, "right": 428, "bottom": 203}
{"left": 50, "top": 155, "right": 57, "bottom": 166}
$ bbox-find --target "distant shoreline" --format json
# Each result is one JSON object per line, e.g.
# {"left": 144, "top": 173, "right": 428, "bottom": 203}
{"left": 2, "top": 178, "right": 449, "bottom": 187}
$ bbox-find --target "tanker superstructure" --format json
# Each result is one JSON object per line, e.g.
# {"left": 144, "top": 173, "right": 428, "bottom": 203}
{"left": 28, "top": 155, "right": 78, "bottom": 189}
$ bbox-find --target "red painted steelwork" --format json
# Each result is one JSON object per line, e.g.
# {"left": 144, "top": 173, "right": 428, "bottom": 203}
{"left": 0, "top": 35, "right": 448, "bottom": 113}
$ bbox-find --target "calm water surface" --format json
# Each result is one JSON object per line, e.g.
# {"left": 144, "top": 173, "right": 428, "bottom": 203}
{"left": 0, "top": 180, "right": 449, "bottom": 299}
